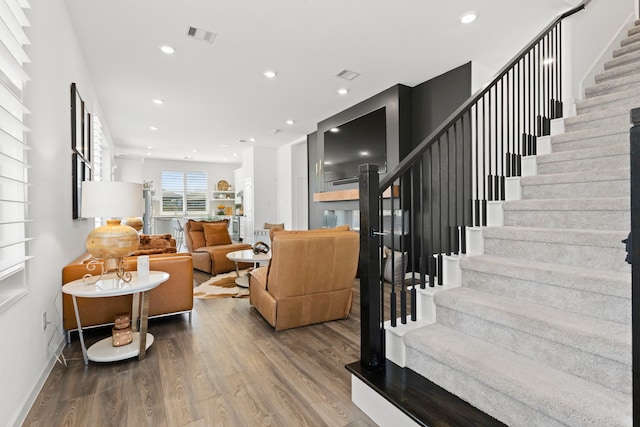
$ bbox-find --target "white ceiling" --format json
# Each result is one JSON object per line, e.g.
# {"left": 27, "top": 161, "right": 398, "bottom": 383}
{"left": 63, "top": 0, "right": 578, "bottom": 164}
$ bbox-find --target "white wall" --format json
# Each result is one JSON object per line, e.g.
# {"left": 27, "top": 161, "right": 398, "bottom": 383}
{"left": 3, "top": 1, "right": 111, "bottom": 425}
{"left": 564, "top": 0, "right": 636, "bottom": 108}
{"left": 242, "top": 146, "right": 277, "bottom": 239}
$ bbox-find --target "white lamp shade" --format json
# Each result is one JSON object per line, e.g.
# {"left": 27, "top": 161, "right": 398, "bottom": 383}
{"left": 81, "top": 181, "right": 144, "bottom": 218}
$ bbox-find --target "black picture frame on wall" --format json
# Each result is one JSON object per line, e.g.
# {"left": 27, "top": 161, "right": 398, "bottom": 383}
{"left": 71, "top": 82, "right": 92, "bottom": 219}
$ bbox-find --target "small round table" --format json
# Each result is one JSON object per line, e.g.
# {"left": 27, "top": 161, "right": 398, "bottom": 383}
{"left": 226, "top": 249, "right": 271, "bottom": 287}
{"left": 62, "top": 271, "right": 169, "bottom": 365}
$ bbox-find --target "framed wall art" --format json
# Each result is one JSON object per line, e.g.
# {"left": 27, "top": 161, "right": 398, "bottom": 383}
{"left": 71, "top": 82, "right": 92, "bottom": 219}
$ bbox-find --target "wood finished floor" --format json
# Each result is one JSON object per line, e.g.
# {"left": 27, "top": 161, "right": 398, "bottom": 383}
{"left": 22, "top": 272, "right": 377, "bottom": 427}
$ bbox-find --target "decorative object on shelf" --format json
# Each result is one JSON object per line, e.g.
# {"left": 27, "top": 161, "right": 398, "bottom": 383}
{"left": 216, "top": 204, "right": 226, "bottom": 215}
{"left": 217, "top": 180, "right": 229, "bottom": 191}
{"left": 224, "top": 206, "right": 233, "bottom": 215}
{"left": 81, "top": 181, "right": 144, "bottom": 283}
{"left": 112, "top": 312, "right": 133, "bottom": 347}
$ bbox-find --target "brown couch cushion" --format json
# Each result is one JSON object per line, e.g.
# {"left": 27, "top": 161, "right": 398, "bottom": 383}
{"left": 203, "top": 222, "right": 232, "bottom": 246}
{"left": 186, "top": 219, "right": 228, "bottom": 250}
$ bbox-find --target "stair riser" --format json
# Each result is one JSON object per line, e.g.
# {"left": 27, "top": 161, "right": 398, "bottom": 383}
{"left": 520, "top": 179, "right": 629, "bottom": 199}
{"left": 502, "top": 209, "right": 629, "bottom": 231}
{"left": 405, "top": 350, "right": 566, "bottom": 427}
{"left": 483, "top": 236, "right": 630, "bottom": 272}
{"left": 461, "top": 268, "right": 630, "bottom": 323}
{"left": 436, "top": 305, "right": 631, "bottom": 395}
{"left": 537, "top": 154, "right": 629, "bottom": 175}
{"left": 564, "top": 114, "right": 628, "bottom": 133}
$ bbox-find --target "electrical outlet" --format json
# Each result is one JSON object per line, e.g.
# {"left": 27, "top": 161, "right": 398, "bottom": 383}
{"left": 42, "top": 312, "right": 47, "bottom": 332}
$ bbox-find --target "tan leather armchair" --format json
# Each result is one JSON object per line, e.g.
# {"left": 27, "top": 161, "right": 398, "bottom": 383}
{"left": 62, "top": 253, "right": 194, "bottom": 340}
{"left": 248, "top": 227, "right": 359, "bottom": 331}
{"left": 184, "top": 219, "right": 252, "bottom": 274}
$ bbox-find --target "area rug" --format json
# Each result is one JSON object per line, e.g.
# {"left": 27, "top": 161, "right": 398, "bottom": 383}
{"left": 193, "top": 269, "right": 251, "bottom": 299}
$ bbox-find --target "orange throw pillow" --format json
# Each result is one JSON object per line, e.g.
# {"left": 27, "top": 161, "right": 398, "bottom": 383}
{"left": 202, "top": 222, "right": 232, "bottom": 246}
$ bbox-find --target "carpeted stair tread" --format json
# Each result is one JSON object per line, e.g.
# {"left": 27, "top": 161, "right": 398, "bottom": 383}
{"left": 404, "top": 324, "right": 632, "bottom": 427}
{"left": 577, "top": 86, "right": 640, "bottom": 114}
{"left": 628, "top": 23, "right": 640, "bottom": 37}
{"left": 537, "top": 142, "right": 628, "bottom": 166}
{"left": 605, "top": 47, "right": 640, "bottom": 70}
{"left": 434, "top": 287, "right": 631, "bottom": 364}
{"left": 460, "top": 255, "right": 631, "bottom": 324}
{"left": 550, "top": 123, "right": 629, "bottom": 151}
{"left": 482, "top": 226, "right": 629, "bottom": 271}
{"left": 482, "top": 226, "right": 627, "bottom": 249}
{"left": 519, "top": 169, "right": 629, "bottom": 199}
{"left": 501, "top": 197, "right": 629, "bottom": 230}
{"left": 620, "top": 31, "right": 640, "bottom": 47}
{"left": 460, "top": 255, "right": 630, "bottom": 298}
{"left": 613, "top": 40, "right": 640, "bottom": 58}
{"left": 595, "top": 59, "right": 640, "bottom": 84}
{"left": 536, "top": 143, "right": 629, "bottom": 174}
{"left": 585, "top": 72, "right": 640, "bottom": 98}
{"left": 563, "top": 104, "right": 632, "bottom": 132}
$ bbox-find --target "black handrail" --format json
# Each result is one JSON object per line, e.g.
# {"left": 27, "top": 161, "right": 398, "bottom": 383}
{"left": 378, "top": 0, "right": 591, "bottom": 193}
{"left": 630, "top": 108, "right": 639, "bottom": 427}
{"left": 357, "top": 0, "right": 590, "bottom": 374}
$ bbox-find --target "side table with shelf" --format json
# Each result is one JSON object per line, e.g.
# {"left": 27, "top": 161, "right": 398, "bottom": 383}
{"left": 61, "top": 271, "right": 169, "bottom": 365}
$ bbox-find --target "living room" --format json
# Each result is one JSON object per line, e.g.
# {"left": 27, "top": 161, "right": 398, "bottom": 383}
{"left": 2, "top": 0, "right": 636, "bottom": 426}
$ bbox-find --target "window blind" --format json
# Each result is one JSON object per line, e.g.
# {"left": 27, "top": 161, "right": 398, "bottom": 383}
{"left": 161, "top": 170, "right": 208, "bottom": 213}
{"left": 0, "top": 0, "right": 31, "bottom": 310}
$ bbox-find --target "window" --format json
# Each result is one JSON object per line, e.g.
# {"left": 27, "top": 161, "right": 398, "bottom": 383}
{"left": 161, "top": 171, "right": 208, "bottom": 214}
{"left": 0, "top": 0, "right": 32, "bottom": 310}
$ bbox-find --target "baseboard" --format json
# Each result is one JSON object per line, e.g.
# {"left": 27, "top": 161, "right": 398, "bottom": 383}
{"left": 11, "top": 335, "right": 66, "bottom": 427}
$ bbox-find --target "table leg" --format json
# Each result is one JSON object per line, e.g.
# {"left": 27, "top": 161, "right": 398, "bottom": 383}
{"left": 234, "top": 261, "right": 240, "bottom": 277}
{"left": 131, "top": 293, "right": 140, "bottom": 332}
{"left": 71, "top": 296, "right": 88, "bottom": 365}
{"left": 138, "top": 290, "right": 151, "bottom": 360}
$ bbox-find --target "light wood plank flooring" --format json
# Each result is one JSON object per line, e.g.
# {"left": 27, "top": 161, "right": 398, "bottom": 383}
{"left": 22, "top": 273, "right": 376, "bottom": 427}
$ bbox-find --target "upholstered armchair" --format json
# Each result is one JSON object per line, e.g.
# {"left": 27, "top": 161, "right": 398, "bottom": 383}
{"left": 184, "top": 219, "right": 252, "bottom": 274}
{"left": 248, "top": 226, "right": 359, "bottom": 331}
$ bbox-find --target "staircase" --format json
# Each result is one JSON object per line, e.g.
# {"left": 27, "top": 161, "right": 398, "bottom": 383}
{"left": 402, "top": 20, "right": 637, "bottom": 427}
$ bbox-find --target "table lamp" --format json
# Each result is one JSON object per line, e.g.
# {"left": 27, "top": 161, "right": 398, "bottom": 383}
{"left": 81, "top": 181, "right": 144, "bottom": 282}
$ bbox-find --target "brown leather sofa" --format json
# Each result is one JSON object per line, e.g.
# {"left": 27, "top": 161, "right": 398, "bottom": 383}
{"left": 62, "top": 253, "right": 194, "bottom": 341}
{"left": 248, "top": 226, "right": 359, "bottom": 331}
{"left": 184, "top": 219, "right": 252, "bottom": 274}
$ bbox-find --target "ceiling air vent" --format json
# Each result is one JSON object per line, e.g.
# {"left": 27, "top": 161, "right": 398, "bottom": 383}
{"left": 335, "top": 69, "right": 360, "bottom": 81}
{"left": 186, "top": 26, "right": 217, "bottom": 44}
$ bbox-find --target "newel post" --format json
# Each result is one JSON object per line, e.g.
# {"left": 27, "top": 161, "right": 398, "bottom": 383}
{"left": 630, "top": 108, "right": 640, "bottom": 426}
{"left": 358, "top": 163, "right": 384, "bottom": 372}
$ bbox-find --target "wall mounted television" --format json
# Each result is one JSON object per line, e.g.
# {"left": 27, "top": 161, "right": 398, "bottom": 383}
{"left": 323, "top": 107, "right": 387, "bottom": 185}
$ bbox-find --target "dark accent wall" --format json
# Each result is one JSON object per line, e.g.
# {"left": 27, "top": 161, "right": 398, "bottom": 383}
{"left": 412, "top": 62, "right": 472, "bottom": 148}
{"left": 308, "top": 64, "right": 472, "bottom": 229}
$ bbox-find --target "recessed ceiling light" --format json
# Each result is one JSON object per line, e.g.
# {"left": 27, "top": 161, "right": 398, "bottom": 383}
{"left": 146, "top": 145, "right": 153, "bottom": 149}
{"left": 153, "top": 99, "right": 164, "bottom": 105}
{"left": 271, "top": 129, "right": 281, "bottom": 134}
{"left": 360, "top": 151, "right": 370, "bottom": 156}
{"left": 337, "top": 88, "right": 349, "bottom": 95}
{"left": 330, "top": 127, "right": 339, "bottom": 133}
{"left": 223, "top": 158, "right": 228, "bottom": 162}
{"left": 233, "top": 153, "right": 238, "bottom": 156}
{"left": 286, "top": 120, "right": 295, "bottom": 125}
{"left": 460, "top": 12, "right": 477, "bottom": 24}
{"left": 263, "top": 70, "right": 277, "bottom": 78}
{"left": 249, "top": 138, "right": 256, "bottom": 142}
{"left": 149, "top": 126, "right": 158, "bottom": 131}
{"left": 184, "top": 155, "right": 193, "bottom": 160}
{"left": 160, "top": 45, "right": 175, "bottom": 54}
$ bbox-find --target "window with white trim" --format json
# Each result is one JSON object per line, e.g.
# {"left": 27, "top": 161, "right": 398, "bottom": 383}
{"left": 0, "top": 0, "right": 32, "bottom": 310}
{"left": 161, "top": 171, "right": 208, "bottom": 214}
